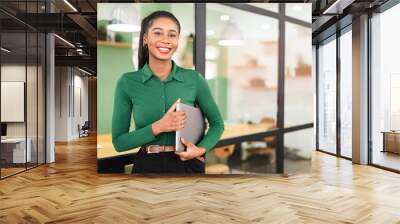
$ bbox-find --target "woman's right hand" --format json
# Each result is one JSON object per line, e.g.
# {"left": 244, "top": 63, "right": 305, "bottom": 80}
{"left": 151, "top": 98, "right": 187, "bottom": 136}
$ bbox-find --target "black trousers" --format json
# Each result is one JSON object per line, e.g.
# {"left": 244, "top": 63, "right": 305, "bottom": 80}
{"left": 132, "top": 147, "right": 205, "bottom": 174}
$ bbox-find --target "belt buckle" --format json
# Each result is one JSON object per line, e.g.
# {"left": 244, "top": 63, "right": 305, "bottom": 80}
{"left": 146, "top": 145, "right": 161, "bottom": 154}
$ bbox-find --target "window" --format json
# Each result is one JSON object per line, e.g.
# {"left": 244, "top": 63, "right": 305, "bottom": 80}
{"left": 285, "top": 3, "right": 312, "bottom": 23}
{"left": 371, "top": 3, "right": 400, "bottom": 171}
{"left": 317, "top": 37, "right": 337, "bottom": 154}
{"left": 339, "top": 28, "right": 352, "bottom": 158}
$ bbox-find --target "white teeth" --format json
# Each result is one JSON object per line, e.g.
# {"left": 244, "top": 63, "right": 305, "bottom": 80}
{"left": 158, "top": 47, "right": 170, "bottom": 53}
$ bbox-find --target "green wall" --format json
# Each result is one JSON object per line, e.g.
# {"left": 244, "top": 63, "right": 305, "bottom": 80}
{"left": 97, "top": 45, "right": 134, "bottom": 135}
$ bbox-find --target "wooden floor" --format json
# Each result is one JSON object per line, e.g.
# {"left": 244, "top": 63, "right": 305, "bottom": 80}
{"left": 1, "top": 167, "right": 26, "bottom": 178}
{"left": 1, "top": 135, "right": 400, "bottom": 223}
{"left": 373, "top": 151, "right": 400, "bottom": 171}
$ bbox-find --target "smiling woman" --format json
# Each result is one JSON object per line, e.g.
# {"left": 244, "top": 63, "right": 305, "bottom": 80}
{"left": 111, "top": 11, "right": 225, "bottom": 174}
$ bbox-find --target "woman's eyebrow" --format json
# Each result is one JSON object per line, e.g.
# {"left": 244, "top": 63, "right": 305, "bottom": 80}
{"left": 151, "top": 27, "right": 178, "bottom": 33}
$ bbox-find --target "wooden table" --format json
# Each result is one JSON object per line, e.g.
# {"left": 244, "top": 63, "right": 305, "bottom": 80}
{"left": 97, "top": 122, "right": 275, "bottom": 159}
{"left": 1, "top": 138, "right": 32, "bottom": 164}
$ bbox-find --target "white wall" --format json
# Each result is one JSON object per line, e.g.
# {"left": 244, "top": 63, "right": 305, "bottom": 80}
{"left": 72, "top": 73, "right": 89, "bottom": 138}
{"left": 54, "top": 67, "right": 89, "bottom": 141}
{"left": 1, "top": 65, "right": 34, "bottom": 138}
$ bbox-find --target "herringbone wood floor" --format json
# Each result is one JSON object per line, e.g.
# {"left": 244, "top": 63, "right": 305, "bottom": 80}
{"left": 1, "top": 135, "right": 400, "bottom": 224}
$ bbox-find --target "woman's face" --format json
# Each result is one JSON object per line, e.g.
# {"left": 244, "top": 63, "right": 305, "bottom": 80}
{"left": 143, "top": 17, "right": 179, "bottom": 62}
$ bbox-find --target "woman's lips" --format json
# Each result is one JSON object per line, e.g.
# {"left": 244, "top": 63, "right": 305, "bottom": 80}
{"left": 157, "top": 47, "right": 171, "bottom": 54}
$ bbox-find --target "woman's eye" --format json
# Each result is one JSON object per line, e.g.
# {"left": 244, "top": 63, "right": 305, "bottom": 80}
{"left": 169, "top": 34, "right": 177, "bottom": 38}
{"left": 154, "top": 31, "right": 162, "bottom": 36}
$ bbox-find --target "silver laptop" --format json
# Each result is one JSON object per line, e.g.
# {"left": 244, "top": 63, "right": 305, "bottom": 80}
{"left": 175, "top": 102, "right": 205, "bottom": 152}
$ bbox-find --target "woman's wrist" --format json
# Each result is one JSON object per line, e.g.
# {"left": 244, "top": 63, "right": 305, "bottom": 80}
{"left": 195, "top": 147, "right": 206, "bottom": 157}
{"left": 151, "top": 122, "right": 162, "bottom": 136}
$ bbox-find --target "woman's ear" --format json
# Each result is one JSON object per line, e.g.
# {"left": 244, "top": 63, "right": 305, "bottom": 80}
{"left": 143, "top": 34, "right": 148, "bottom": 45}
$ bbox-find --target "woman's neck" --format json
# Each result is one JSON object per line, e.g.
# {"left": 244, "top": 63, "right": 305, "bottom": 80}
{"left": 148, "top": 58, "right": 172, "bottom": 81}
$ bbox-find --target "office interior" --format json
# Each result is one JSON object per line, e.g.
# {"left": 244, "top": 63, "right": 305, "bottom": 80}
{"left": 0, "top": 0, "right": 97, "bottom": 179}
{"left": 0, "top": 0, "right": 400, "bottom": 222}
{"left": 1, "top": 0, "right": 399, "bottom": 177}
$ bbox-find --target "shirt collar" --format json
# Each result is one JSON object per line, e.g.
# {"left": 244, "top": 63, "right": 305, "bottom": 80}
{"left": 141, "top": 60, "right": 183, "bottom": 83}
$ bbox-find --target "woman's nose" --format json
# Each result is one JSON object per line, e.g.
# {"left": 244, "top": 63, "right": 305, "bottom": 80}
{"left": 160, "top": 36, "right": 170, "bottom": 44}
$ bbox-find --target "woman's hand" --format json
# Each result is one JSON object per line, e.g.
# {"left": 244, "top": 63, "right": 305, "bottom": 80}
{"left": 152, "top": 98, "right": 187, "bottom": 136}
{"left": 175, "top": 137, "right": 206, "bottom": 161}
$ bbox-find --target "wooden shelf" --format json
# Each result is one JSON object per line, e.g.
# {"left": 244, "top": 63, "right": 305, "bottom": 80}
{"left": 97, "top": 41, "right": 132, "bottom": 49}
{"left": 233, "top": 64, "right": 266, "bottom": 69}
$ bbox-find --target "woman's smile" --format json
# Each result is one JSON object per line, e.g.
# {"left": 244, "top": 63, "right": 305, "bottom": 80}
{"left": 157, "top": 46, "right": 172, "bottom": 54}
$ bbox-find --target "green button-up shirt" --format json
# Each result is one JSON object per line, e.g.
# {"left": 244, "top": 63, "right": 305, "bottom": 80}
{"left": 112, "top": 61, "right": 225, "bottom": 153}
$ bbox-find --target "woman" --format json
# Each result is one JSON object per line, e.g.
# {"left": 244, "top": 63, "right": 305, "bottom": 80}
{"left": 111, "top": 11, "right": 225, "bottom": 173}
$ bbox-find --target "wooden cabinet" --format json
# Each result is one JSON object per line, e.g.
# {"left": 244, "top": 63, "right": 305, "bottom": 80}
{"left": 382, "top": 131, "right": 400, "bottom": 154}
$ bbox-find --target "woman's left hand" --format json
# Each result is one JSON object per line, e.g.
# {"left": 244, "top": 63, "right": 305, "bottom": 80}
{"left": 175, "top": 137, "right": 206, "bottom": 161}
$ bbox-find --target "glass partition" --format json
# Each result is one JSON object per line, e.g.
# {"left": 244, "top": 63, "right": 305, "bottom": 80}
{"left": 285, "top": 22, "right": 313, "bottom": 127}
{"left": 1, "top": 30, "right": 28, "bottom": 177}
{"left": 205, "top": 3, "right": 279, "bottom": 137}
{"left": 0, "top": 1, "right": 46, "bottom": 179}
{"left": 284, "top": 129, "right": 313, "bottom": 174}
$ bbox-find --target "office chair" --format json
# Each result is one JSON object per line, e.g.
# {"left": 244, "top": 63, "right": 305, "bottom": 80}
{"left": 78, "top": 121, "right": 90, "bottom": 138}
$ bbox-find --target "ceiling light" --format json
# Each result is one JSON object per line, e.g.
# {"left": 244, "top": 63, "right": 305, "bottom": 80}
{"left": 207, "top": 30, "right": 215, "bottom": 36}
{"left": 292, "top": 5, "right": 303, "bottom": 12}
{"left": 1, "top": 47, "right": 11, "bottom": 53}
{"left": 220, "top": 15, "right": 230, "bottom": 21}
{"left": 218, "top": 40, "right": 244, "bottom": 46}
{"left": 54, "top": 34, "right": 75, "bottom": 48}
{"left": 107, "top": 5, "right": 140, "bottom": 33}
{"left": 63, "top": 0, "right": 78, "bottom": 12}
{"left": 108, "top": 24, "right": 140, "bottom": 32}
{"left": 218, "top": 21, "right": 244, "bottom": 46}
